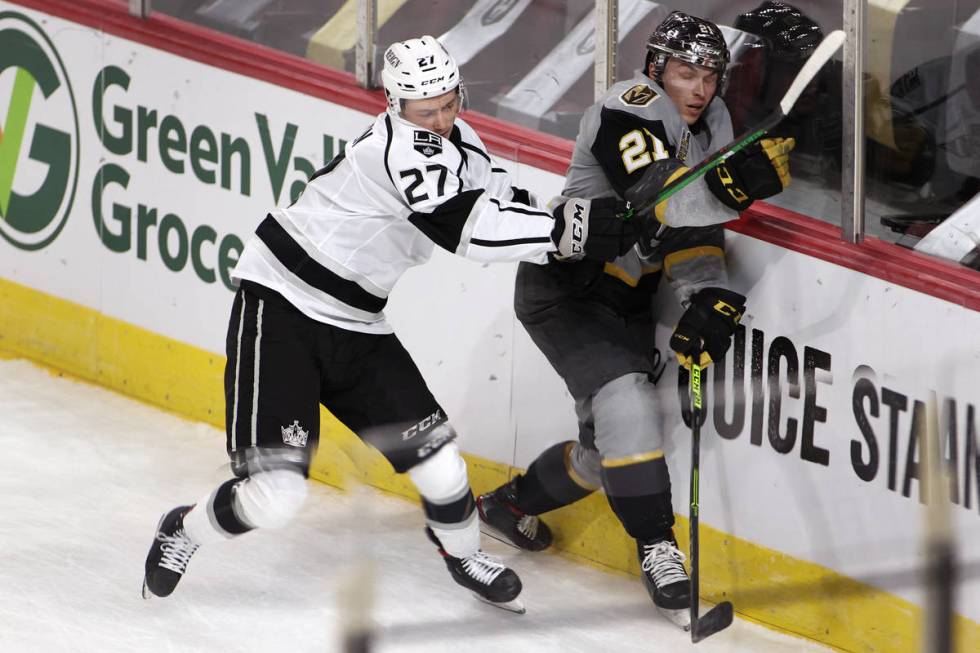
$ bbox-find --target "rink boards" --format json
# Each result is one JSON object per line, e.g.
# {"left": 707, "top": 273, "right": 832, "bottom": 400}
{"left": 1, "top": 2, "right": 978, "bottom": 651}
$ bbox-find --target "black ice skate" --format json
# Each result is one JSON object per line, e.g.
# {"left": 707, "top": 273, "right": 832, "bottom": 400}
{"left": 142, "top": 505, "right": 199, "bottom": 599}
{"left": 477, "top": 477, "right": 552, "bottom": 551}
{"left": 425, "top": 527, "right": 525, "bottom": 614}
{"left": 638, "top": 535, "right": 692, "bottom": 630}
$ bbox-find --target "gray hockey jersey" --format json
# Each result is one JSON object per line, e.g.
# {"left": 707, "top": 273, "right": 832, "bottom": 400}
{"left": 233, "top": 112, "right": 556, "bottom": 333}
{"left": 562, "top": 73, "right": 738, "bottom": 304}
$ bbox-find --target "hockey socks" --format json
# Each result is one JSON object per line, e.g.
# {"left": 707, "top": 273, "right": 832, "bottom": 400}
{"left": 515, "top": 441, "right": 598, "bottom": 515}
{"left": 601, "top": 454, "right": 675, "bottom": 540}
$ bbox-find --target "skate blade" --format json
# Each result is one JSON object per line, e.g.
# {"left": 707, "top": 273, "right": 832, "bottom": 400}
{"left": 479, "top": 523, "right": 525, "bottom": 551}
{"left": 141, "top": 579, "right": 153, "bottom": 600}
{"left": 657, "top": 606, "right": 691, "bottom": 631}
{"left": 479, "top": 522, "right": 550, "bottom": 552}
{"left": 473, "top": 592, "right": 526, "bottom": 614}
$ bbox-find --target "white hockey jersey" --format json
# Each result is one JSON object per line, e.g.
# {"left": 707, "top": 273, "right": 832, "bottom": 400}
{"left": 233, "top": 112, "right": 556, "bottom": 333}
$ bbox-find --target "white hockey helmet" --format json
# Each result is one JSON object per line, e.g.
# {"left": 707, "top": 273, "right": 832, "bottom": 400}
{"left": 381, "top": 35, "right": 462, "bottom": 116}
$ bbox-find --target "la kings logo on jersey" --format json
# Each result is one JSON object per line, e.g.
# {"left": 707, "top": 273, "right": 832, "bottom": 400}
{"left": 281, "top": 420, "right": 309, "bottom": 447}
{"left": 620, "top": 84, "right": 659, "bottom": 107}
{"left": 414, "top": 131, "right": 443, "bottom": 158}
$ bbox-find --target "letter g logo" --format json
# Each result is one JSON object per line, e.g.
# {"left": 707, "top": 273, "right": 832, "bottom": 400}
{"left": 0, "top": 12, "right": 79, "bottom": 250}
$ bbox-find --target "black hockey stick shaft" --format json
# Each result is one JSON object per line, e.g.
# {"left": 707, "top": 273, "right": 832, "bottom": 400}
{"left": 622, "top": 30, "right": 845, "bottom": 221}
{"left": 624, "top": 113, "right": 782, "bottom": 221}
{"left": 688, "top": 353, "right": 734, "bottom": 643}
{"left": 689, "top": 357, "right": 703, "bottom": 637}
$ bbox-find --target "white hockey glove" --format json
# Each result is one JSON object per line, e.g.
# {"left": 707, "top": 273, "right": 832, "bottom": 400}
{"left": 550, "top": 197, "right": 637, "bottom": 262}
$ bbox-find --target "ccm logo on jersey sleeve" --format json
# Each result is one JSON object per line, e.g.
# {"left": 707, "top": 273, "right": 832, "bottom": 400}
{"left": 402, "top": 409, "right": 445, "bottom": 441}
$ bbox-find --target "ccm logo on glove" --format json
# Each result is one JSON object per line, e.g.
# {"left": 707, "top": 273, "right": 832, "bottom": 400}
{"left": 670, "top": 287, "right": 747, "bottom": 370}
{"left": 551, "top": 197, "right": 637, "bottom": 262}
{"left": 570, "top": 202, "right": 586, "bottom": 256}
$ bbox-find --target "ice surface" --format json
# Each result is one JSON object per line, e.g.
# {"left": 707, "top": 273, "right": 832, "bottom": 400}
{"left": 0, "top": 358, "right": 832, "bottom": 652}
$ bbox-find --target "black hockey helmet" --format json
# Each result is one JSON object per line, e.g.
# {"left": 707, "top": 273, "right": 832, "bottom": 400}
{"left": 646, "top": 11, "right": 730, "bottom": 90}
{"left": 734, "top": 1, "right": 823, "bottom": 62}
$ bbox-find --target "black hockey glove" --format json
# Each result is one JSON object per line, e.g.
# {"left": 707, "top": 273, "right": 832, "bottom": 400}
{"left": 624, "top": 158, "right": 688, "bottom": 221}
{"left": 706, "top": 137, "right": 795, "bottom": 212}
{"left": 551, "top": 197, "right": 638, "bottom": 262}
{"left": 623, "top": 158, "right": 688, "bottom": 254}
{"left": 669, "top": 287, "right": 746, "bottom": 370}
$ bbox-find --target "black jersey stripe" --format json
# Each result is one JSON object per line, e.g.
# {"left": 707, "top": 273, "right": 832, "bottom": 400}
{"left": 407, "top": 189, "right": 483, "bottom": 252}
{"left": 288, "top": 145, "right": 353, "bottom": 208}
{"left": 459, "top": 140, "right": 491, "bottom": 163}
{"left": 455, "top": 157, "right": 464, "bottom": 194}
{"left": 448, "top": 125, "right": 469, "bottom": 171}
{"left": 255, "top": 215, "right": 387, "bottom": 314}
{"left": 510, "top": 186, "right": 531, "bottom": 206}
{"left": 488, "top": 197, "right": 552, "bottom": 218}
{"left": 447, "top": 126, "right": 493, "bottom": 168}
{"left": 383, "top": 115, "right": 396, "bottom": 188}
{"left": 470, "top": 236, "right": 551, "bottom": 248}
{"left": 307, "top": 150, "right": 346, "bottom": 184}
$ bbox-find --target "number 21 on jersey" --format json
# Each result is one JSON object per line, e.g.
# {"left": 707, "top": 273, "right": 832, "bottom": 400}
{"left": 619, "top": 128, "right": 669, "bottom": 174}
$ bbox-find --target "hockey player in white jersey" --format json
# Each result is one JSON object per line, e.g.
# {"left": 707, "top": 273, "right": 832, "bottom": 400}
{"left": 477, "top": 12, "right": 794, "bottom": 626}
{"left": 141, "top": 35, "right": 639, "bottom": 613}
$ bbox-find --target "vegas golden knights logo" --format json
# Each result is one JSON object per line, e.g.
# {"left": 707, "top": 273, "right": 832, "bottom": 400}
{"left": 619, "top": 84, "right": 659, "bottom": 107}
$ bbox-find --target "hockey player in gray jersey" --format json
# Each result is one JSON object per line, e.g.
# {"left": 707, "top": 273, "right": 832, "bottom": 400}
{"left": 141, "top": 35, "right": 638, "bottom": 614}
{"left": 477, "top": 12, "right": 794, "bottom": 625}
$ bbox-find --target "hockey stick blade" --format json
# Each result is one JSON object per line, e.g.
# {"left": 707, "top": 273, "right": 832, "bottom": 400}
{"left": 622, "top": 29, "right": 845, "bottom": 221}
{"left": 692, "top": 600, "right": 734, "bottom": 643}
{"left": 779, "top": 30, "right": 845, "bottom": 116}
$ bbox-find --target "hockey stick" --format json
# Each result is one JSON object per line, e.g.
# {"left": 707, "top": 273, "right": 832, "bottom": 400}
{"left": 622, "top": 29, "right": 845, "bottom": 221}
{"left": 688, "top": 352, "right": 733, "bottom": 643}
{"left": 921, "top": 392, "right": 954, "bottom": 653}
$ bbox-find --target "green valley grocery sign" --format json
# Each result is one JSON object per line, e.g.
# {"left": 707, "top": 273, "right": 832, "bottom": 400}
{"left": 0, "top": 11, "right": 79, "bottom": 250}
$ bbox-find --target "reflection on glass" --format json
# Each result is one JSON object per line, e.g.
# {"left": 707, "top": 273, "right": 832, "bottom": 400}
{"left": 153, "top": 1, "right": 346, "bottom": 58}
{"left": 150, "top": 0, "right": 980, "bottom": 270}
{"left": 375, "top": 0, "right": 596, "bottom": 138}
{"left": 868, "top": 4, "right": 980, "bottom": 270}
{"left": 717, "top": 1, "right": 844, "bottom": 227}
